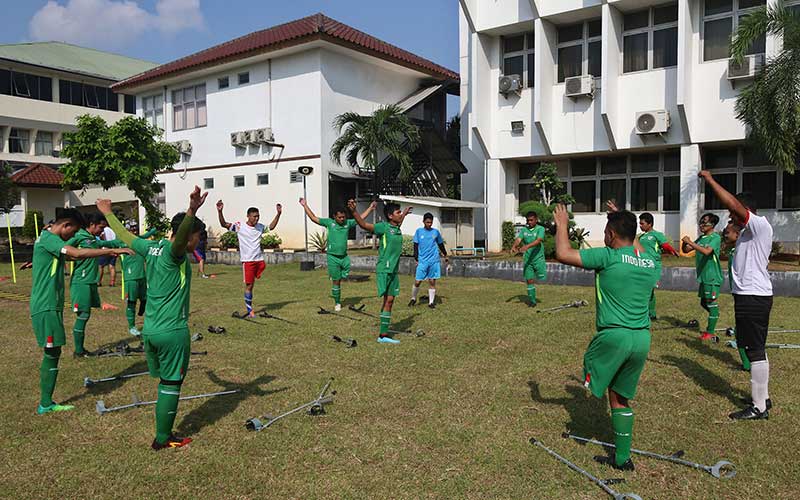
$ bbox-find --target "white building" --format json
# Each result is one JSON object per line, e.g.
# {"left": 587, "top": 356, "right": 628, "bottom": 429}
{"left": 459, "top": 0, "right": 800, "bottom": 252}
{"left": 0, "top": 42, "right": 155, "bottom": 225}
{"left": 105, "top": 13, "right": 462, "bottom": 248}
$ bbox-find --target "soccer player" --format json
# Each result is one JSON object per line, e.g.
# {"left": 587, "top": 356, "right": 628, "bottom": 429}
{"left": 723, "top": 221, "right": 749, "bottom": 371}
{"left": 510, "top": 211, "right": 546, "bottom": 307}
{"left": 98, "top": 186, "right": 208, "bottom": 449}
{"left": 31, "top": 210, "right": 132, "bottom": 414}
{"left": 348, "top": 199, "right": 412, "bottom": 344}
{"left": 68, "top": 213, "right": 124, "bottom": 357}
{"left": 299, "top": 198, "right": 375, "bottom": 311}
{"left": 121, "top": 227, "right": 157, "bottom": 337}
{"left": 701, "top": 170, "right": 774, "bottom": 420}
{"left": 681, "top": 213, "right": 723, "bottom": 341}
{"left": 637, "top": 212, "right": 678, "bottom": 319}
{"left": 553, "top": 204, "right": 659, "bottom": 471}
{"left": 217, "top": 200, "right": 282, "bottom": 317}
{"left": 409, "top": 213, "right": 448, "bottom": 308}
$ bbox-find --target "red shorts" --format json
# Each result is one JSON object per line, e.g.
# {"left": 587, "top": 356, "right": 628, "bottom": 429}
{"left": 242, "top": 261, "right": 266, "bottom": 284}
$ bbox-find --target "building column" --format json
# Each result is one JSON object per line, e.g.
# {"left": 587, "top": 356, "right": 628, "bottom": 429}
{"left": 0, "top": 126, "right": 9, "bottom": 152}
{"left": 679, "top": 143, "right": 701, "bottom": 241}
{"left": 63, "top": 191, "right": 70, "bottom": 208}
{"left": 52, "top": 78, "right": 60, "bottom": 102}
{"left": 20, "top": 189, "right": 28, "bottom": 213}
{"left": 29, "top": 129, "right": 38, "bottom": 156}
{"left": 486, "top": 158, "right": 507, "bottom": 252}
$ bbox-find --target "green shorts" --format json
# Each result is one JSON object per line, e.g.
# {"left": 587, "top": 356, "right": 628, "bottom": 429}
{"left": 698, "top": 284, "right": 720, "bottom": 301}
{"left": 32, "top": 310, "right": 66, "bottom": 348}
{"left": 125, "top": 278, "right": 147, "bottom": 303}
{"left": 70, "top": 283, "right": 100, "bottom": 313}
{"left": 583, "top": 327, "right": 651, "bottom": 400}
{"left": 327, "top": 254, "right": 351, "bottom": 281}
{"left": 143, "top": 329, "right": 191, "bottom": 383}
{"left": 523, "top": 259, "right": 547, "bottom": 281}
{"left": 376, "top": 272, "right": 400, "bottom": 297}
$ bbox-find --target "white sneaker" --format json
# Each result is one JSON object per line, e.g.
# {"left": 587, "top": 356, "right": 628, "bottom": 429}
{"left": 334, "top": 304, "right": 342, "bottom": 312}
{"left": 129, "top": 327, "right": 141, "bottom": 337}
{"left": 201, "top": 274, "right": 210, "bottom": 279}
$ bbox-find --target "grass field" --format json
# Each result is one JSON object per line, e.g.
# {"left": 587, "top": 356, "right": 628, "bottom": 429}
{"left": 0, "top": 261, "right": 798, "bottom": 499}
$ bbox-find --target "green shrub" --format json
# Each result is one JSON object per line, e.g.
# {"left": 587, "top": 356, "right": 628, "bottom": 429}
{"left": 219, "top": 231, "right": 239, "bottom": 249}
{"left": 309, "top": 231, "right": 328, "bottom": 252}
{"left": 402, "top": 235, "right": 414, "bottom": 256}
{"left": 260, "top": 232, "right": 282, "bottom": 249}
{"left": 518, "top": 201, "right": 553, "bottom": 224}
{"left": 502, "top": 221, "right": 515, "bottom": 251}
{"left": 22, "top": 210, "right": 44, "bottom": 238}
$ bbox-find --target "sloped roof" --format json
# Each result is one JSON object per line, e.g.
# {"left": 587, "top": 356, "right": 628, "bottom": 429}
{"left": 0, "top": 41, "right": 157, "bottom": 81}
{"left": 10, "top": 164, "right": 64, "bottom": 188}
{"left": 113, "top": 13, "right": 459, "bottom": 90}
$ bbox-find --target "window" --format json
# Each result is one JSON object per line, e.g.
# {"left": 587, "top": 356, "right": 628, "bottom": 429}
{"left": 204, "top": 178, "right": 214, "bottom": 189}
{"left": 702, "top": 145, "right": 784, "bottom": 209}
{"left": 703, "top": 0, "right": 766, "bottom": 61}
{"left": 557, "top": 19, "right": 602, "bottom": 82}
{"left": 502, "top": 32, "right": 535, "bottom": 88}
{"left": 572, "top": 181, "right": 597, "bottom": 212}
{"left": 663, "top": 176, "right": 681, "bottom": 211}
{"left": 257, "top": 173, "right": 269, "bottom": 186}
{"left": 8, "top": 128, "right": 30, "bottom": 154}
{"left": 143, "top": 94, "right": 164, "bottom": 129}
{"left": 518, "top": 162, "right": 568, "bottom": 203}
{"left": 233, "top": 176, "right": 245, "bottom": 188}
{"left": 784, "top": 171, "right": 800, "bottom": 209}
{"left": 623, "top": 4, "right": 678, "bottom": 73}
{"left": 172, "top": 84, "right": 207, "bottom": 131}
{"left": 34, "top": 132, "right": 53, "bottom": 156}
{"left": 218, "top": 77, "right": 229, "bottom": 89}
{"left": 124, "top": 95, "right": 136, "bottom": 114}
{"left": 0, "top": 69, "right": 52, "bottom": 101}
{"left": 58, "top": 79, "right": 118, "bottom": 111}
{"left": 238, "top": 72, "right": 249, "bottom": 85}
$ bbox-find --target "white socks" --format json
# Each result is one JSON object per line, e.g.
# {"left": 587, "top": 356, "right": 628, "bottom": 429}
{"left": 751, "top": 359, "right": 770, "bottom": 412}
{"left": 428, "top": 288, "right": 436, "bottom": 305}
{"left": 411, "top": 286, "right": 420, "bottom": 300}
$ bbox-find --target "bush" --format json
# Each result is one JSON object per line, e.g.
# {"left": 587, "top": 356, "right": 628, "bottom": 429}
{"left": 502, "top": 221, "right": 515, "bottom": 251}
{"left": 309, "top": 231, "right": 328, "bottom": 252}
{"left": 770, "top": 241, "right": 783, "bottom": 259}
{"left": 22, "top": 210, "right": 44, "bottom": 239}
{"left": 516, "top": 201, "right": 585, "bottom": 256}
{"left": 402, "top": 235, "right": 414, "bottom": 256}
{"left": 518, "top": 201, "right": 553, "bottom": 224}
{"left": 260, "top": 232, "right": 282, "bottom": 249}
{"left": 219, "top": 231, "right": 239, "bottom": 249}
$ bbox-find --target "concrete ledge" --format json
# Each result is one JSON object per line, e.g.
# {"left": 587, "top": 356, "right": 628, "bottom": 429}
{"left": 206, "top": 251, "right": 800, "bottom": 297}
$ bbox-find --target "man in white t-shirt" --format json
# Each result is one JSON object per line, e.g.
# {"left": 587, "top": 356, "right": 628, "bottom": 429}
{"left": 217, "top": 200, "right": 282, "bottom": 317}
{"left": 700, "top": 170, "right": 773, "bottom": 421}
{"left": 98, "top": 224, "right": 118, "bottom": 286}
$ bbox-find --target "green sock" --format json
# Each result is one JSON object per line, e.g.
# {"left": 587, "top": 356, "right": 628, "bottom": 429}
{"left": 39, "top": 347, "right": 61, "bottom": 407}
{"left": 706, "top": 302, "right": 719, "bottom": 333}
{"left": 379, "top": 311, "right": 391, "bottom": 336}
{"left": 332, "top": 285, "right": 341, "bottom": 305}
{"left": 155, "top": 383, "right": 181, "bottom": 444}
{"left": 126, "top": 301, "right": 137, "bottom": 328}
{"left": 738, "top": 347, "right": 751, "bottom": 371}
{"left": 526, "top": 284, "right": 536, "bottom": 304}
{"left": 611, "top": 407, "right": 634, "bottom": 466}
{"left": 72, "top": 311, "right": 89, "bottom": 353}
{"left": 649, "top": 289, "right": 657, "bottom": 319}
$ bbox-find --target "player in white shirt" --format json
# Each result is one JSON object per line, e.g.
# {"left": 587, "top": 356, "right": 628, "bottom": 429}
{"left": 98, "top": 225, "right": 118, "bottom": 286}
{"left": 700, "top": 170, "right": 773, "bottom": 421}
{"left": 217, "top": 200, "right": 282, "bottom": 317}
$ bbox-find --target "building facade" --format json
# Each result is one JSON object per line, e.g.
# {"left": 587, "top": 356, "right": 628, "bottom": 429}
{"left": 459, "top": 0, "right": 800, "bottom": 252}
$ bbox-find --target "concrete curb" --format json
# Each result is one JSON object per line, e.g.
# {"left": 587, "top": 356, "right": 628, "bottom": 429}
{"left": 206, "top": 250, "right": 800, "bottom": 297}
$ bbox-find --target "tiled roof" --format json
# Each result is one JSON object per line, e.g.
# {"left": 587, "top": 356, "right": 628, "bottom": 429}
{"left": 113, "top": 13, "right": 458, "bottom": 90}
{"left": 10, "top": 164, "right": 64, "bottom": 188}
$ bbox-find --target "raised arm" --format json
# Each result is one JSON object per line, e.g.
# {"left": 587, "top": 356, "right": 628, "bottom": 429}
{"left": 172, "top": 186, "right": 208, "bottom": 259}
{"left": 96, "top": 199, "right": 137, "bottom": 247}
{"left": 299, "top": 198, "right": 321, "bottom": 225}
{"left": 699, "top": 170, "right": 749, "bottom": 223}
{"left": 348, "top": 199, "right": 374, "bottom": 232}
{"left": 268, "top": 204, "right": 282, "bottom": 231}
{"left": 216, "top": 200, "right": 231, "bottom": 230}
{"left": 63, "top": 245, "right": 132, "bottom": 261}
{"left": 360, "top": 201, "right": 377, "bottom": 220}
{"left": 554, "top": 204, "right": 583, "bottom": 268}
{"left": 141, "top": 227, "right": 158, "bottom": 239}
{"left": 397, "top": 206, "right": 413, "bottom": 226}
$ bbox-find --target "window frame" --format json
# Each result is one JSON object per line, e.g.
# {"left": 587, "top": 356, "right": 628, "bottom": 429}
{"left": 203, "top": 178, "right": 214, "bottom": 190}
{"left": 34, "top": 131, "right": 53, "bottom": 156}
{"left": 238, "top": 72, "right": 250, "bottom": 85}
{"left": 218, "top": 76, "right": 229, "bottom": 89}
{"left": 501, "top": 32, "right": 535, "bottom": 88}
{"left": 233, "top": 175, "right": 245, "bottom": 188}
{"left": 142, "top": 94, "right": 165, "bottom": 130}
{"left": 172, "top": 84, "right": 207, "bottom": 131}
{"left": 8, "top": 128, "right": 30, "bottom": 154}
{"left": 701, "top": 0, "right": 766, "bottom": 62}
{"left": 556, "top": 19, "right": 602, "bottom": 83}
{"left": 701, "top": 145, "right": 786, "bottom": 209}
{"left": 622, "top": 3, "right": 679, "bottom": 74}
{"left": 256, "top": 173, "right": 270, "bottom": 186}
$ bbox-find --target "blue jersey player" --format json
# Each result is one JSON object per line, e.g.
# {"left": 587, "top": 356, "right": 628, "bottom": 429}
{"left": 409, "top": 213, "right": 448, "bottom": 308}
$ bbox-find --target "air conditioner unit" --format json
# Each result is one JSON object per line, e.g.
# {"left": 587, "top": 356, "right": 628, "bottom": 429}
{"left": 635, "top": 110, "right": 670, "bottom": 135}
{"left": 565, "top": 75, "right": 595, "bottom": 98}
{"left": 170, "top": 140, "right": 192, "bottom": 154}
{"left": 230, "top": 131, "right": 248, "bottom": 147}
{"left": 254, "top": 127, "right": 274, "bottom": 143}
{"left": 727, "top": 54, "right": 765, "bottom": 81}
{"left": 244, "top": 130, "right": 259, "bottom": 145}
{"left": 499, "top": 74, "right": 522, "bottom": 96}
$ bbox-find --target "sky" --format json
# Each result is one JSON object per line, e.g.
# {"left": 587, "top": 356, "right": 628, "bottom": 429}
{"left": 0, "top": 0, "right": 461, "bottom": 116}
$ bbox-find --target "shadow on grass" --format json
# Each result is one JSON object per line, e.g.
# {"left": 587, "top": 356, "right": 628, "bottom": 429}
{"left": 341, "top": 295, "right": 370, "bottom": 307}
{"left": 260, "top": 300, "right": 299, "bottom": 311}
{"left": 393, "top": 313, "right": 420, "bottom": 333}
{"left": 176, "top": 371, "right": 287, "bottom": 437}
{"left": 527, "top": 379, "right": 612, "bottom": 441}
{"left": 61, "top": 360, "right": 150, "bottom": 405}
{"left": 506, "top": 294, "right": 528, "bottom": 304}
{"left": 652, "top": 315, "right": 695, "bottom": 331}
{"left": 660, "top": 355, "right": 747, "bottom": 405}
{"left": 677, "top": 336, "right": 740, "bottom": 369}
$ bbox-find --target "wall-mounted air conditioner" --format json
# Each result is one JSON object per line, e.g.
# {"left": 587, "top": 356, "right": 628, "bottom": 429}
{"left": 254, "top": 128, "right": 274, "bottom": 143}
{"left": 635, "top": 110, "right": 670, "bottom": 135}
{"left": 230, "top": 131, "right": 248, "bottom": 147}
{"left": 728, "top": 54, "right": 765, "bottom": 81}
{"left": 499, "top": 74, "right": 522, "bottom": 96}
{"left": 565, "top": 75, "right": 595, "bottom": 98}
{"left": 171, "top": 140, "right": 192, "bottom": 154}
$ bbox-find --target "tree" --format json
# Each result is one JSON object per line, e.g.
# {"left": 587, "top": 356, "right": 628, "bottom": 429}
{"left": 0, "top": 162, "right": 18, "bottom": 214}
{"left": 528, "top": 162, "right": 575, "bottom": 206}
{"left": 445, "top": 115, "right": 462, "bottom": 199}
{"left": 60, "top": 115, "right": 179, "bottom": 231}
{"left": 732, "top": 5, "right": 800, "bottom": 174}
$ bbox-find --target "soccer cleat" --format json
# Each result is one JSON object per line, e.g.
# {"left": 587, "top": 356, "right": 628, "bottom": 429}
{"left": 428, "top": 302, "right": 436, "bottom": 309}
{"left": 408, "top": 299, "right": 416, "bottom": 307}
{"left": 37, "top": 402, "right": 75, "bottom": 415}
{"left": 739, "top": 397, "right": 773, "bottom": 411}
{"left": 334, "top": 304, "right": 342, "bottom": 312}
{"left": 377, "top": 336, "right": 400, "bottom": 345}
{"left": 699, "top": 332, "right": 717, "bottom": 341}
{"left": 593, "top": 455, "right": 635, "bottom": 471}
{"left": 729, "top": 405, "right": 769, "bottom": 421}
{"left": 247, "top": 310, "right": 256, "bottom": 318}
{"left": 151, "top": 435, "right": 193, "bottom": 450}
{"left": 73, "top": 350, "right": 95, "bottom": 359}
{"left": 129, "top": 327, "right": 141, "bottom": 337}
{"left": 201, "top": 274, "right": 210, "bottom": 279}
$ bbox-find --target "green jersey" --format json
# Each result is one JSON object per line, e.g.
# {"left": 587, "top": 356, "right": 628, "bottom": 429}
{"left": 121, "top": 252, "right": 147, "bottom": 281}
{"left": 67, "top": 229, "right": 118, "bottom": 285}
{"left": 131, "top": 238, "right": 191, "bottom": 335}
{"left": 694, "top": 233, "right": 722, "bottom": 286}
{"left": 580, "top": 246, "right": 660, "bottom": 330}
{"left": 518, "top": 225, "right": 546, "bottom": 265}
{"left": 29, "top": 230, "right": 68, "bottom": 315}
{"left": 374, "top": 222, "right": 404, "bottom": 274}
{"left": 638, "top": 230, "right": 669, "bottom": 270}
{"left": 318, "top": 218, "right": 356, "bottom": 257}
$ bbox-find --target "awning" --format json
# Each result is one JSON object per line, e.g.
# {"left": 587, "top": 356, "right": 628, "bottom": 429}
{"left": 395, "top": 84, "right": 445, "bottom": 113}
{"left": 329, "top": 170, "right": 369, "bottom": 181}
{"left": 380, "top": 195, "right": 486, "bottom": 209}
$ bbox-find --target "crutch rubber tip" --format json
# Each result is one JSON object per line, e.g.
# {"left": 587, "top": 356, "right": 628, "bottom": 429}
{"left": 245, "top": 418, "right": 263, "bottom": 431}
{"left": 83, "top": 377, "right": 93, "bottom": 388}
{"left": 95, "top": 400, "right": 106, "bottom": 415}
{"left": 529, "top": 437, "right": 540, "bottom": 445}
{"left": 561, "top": 432, "right": 569, "bottom": 439}
{"left": 671, "top": 450, "right": 685, "bottom": 459}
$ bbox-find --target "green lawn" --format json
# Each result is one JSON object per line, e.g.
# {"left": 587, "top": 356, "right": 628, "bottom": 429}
{"left": 0, "top": 262, "right": 798, "bottom": 499}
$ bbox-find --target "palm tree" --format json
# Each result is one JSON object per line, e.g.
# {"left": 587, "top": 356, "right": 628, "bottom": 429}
{"left": 732, "top": 4, "right": 800, "bottom": 173}
{"left": 330, "top": 104, "right": 421, "bottom": 195}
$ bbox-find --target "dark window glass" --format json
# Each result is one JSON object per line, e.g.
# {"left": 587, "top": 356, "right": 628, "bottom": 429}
{"left": 572, "top": 181, "right": 596, "bottom": 212}
{"left": 12, "top": 72, "right": 31, "bottom": 97}
{"left": 70, "top": 81, "right": 84, "bottom": 106}
{"left": 742, "top": 172, "right": 776, "bottom": 209}
{"left": 653, "top": 27, "right": 679, "bottom": 68}
{"left": 97, "top": 87, "right": 108, "bottom": 110}
{"left": 587, "top": 19, "right": 602, "bottom": 38}
{"left": 783, "top": 171, "right": 800, "bottom": 209}
{"left": 631, "top": 154, "right": 660, "bottom": 173}
{"left": 601, "top": 156, "right": 627, "bottom": 175}
{"left": 204, "top": 178, "right": 214, "bottom": 190}
{"left": 527, "top": 53, "right": 535, "bottom": 88}
{"left": 663, "top": 150, "right": 681, "bottom": 171}
{"left": 705, "top": 147, "right": 738, "bottom": 169}
{"left": 234, "top": 176, "right": 245, "bottom": 187}
{"left": 624, "top": 33, "right": 649, "bottom": 73}
{"left": 527, "top": 32, "right": 535, "bottom": 49}
{"left": 558, "top": 45, "right": 583, "bottom": 82}
{"left": 588, "top": 41, "right": 602, "bottom": 77}
{"left": 257, "top": 174, "right": 270, "bottom": 186}
{"left": 59, "top": 80, "right": 71, "bottom": 104}
{"left": 739, "top": 0, "right": 766, "bottom": 8}
{"left": 38, "top": 76, "right": 52, "bottom": 101}
{"left": 704, "top": 18, "right": 733, "bottom": 61}
{"left": 504, "top": 55, "right": 523, "bottom": 77}
{"left": 124, "top": 94, "right": 136, "bottom": 114}
{"left": 504, "top": 35, "right": 524, "bottom": 53}
{"left": 84, "top": 84, "right": 99, "bottom": 108}
{"left": 624, "top": 10, "right": 650, "bottom": 31}
{"left": 519, "top": 184, "right": 538, "bottom": 203}
{"left": 238, "top": 72, "right": 249, "bottom": 85}
{"left": 0, "top": 69, "right": 10, "bottom": 95}
{"left": 663, "top": 176, "right": 680, "bottom": 210}
{"left": 705, "top": 173, "right": 737, "bottom": 209}
{"left": 519, "top": 163, "right": 539, "bottom": 180}
{"left": 742, "top": 146, "right": 770, "bottom": 167}
{"left": 654, "top": 4, "right": 679, "bottom": 24}
{"left": 632, "top": 177, "right": 659, "bottom": 211}
{"left": 601, "top": 179, "right": 627, "bottom": 208}
{"left": 571, "top": 157, "right": 597, "bottom": 176}
{"left": 558, "top": 23, "right": 584, "bottom": 43}
{"left": 705, "top": 0, "right": 732, "bottom": 16}
{"left": 218, "top": 76, "right": 229, "bottom": 89}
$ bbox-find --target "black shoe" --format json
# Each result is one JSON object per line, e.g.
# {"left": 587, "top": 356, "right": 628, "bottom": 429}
{"left": 528, "top": 301, "right": 537, "bottom": 308}
{"left": 73, "top": 350, "right": 95, "bottom": 359}
{"left": 428, "top": 302, "right": 436, "bottom": 309}
{"left": 729, "top": 405, "right": 769, "bottom": 420}
{"left": 738, "top": 397, "right": 772, "bottom": 411}
{"left": 593, "top": 455, "right": 635, "bottom": 471}
{"left": 408, "top": 299, "right": 416, "bottom": 307}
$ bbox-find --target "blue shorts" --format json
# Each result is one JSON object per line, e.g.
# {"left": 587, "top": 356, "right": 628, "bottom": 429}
{"left": 415, "top": 260, "right": 441, "bottom": 281}
{"left": 98, "top": 255, "right": 117, "bottom": 267}
{"left": 193, "top": 247, "right": 206, "bottom": 262}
